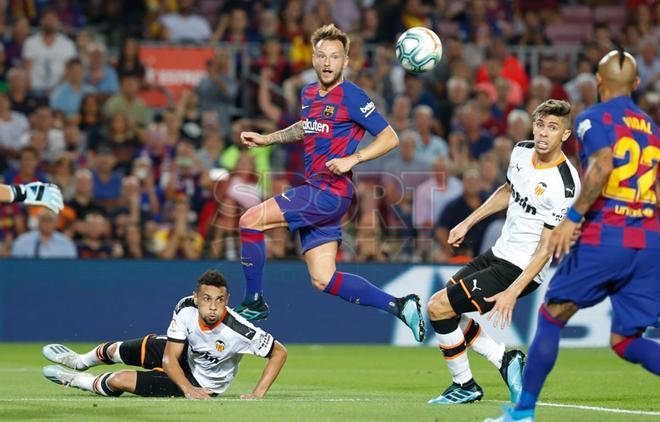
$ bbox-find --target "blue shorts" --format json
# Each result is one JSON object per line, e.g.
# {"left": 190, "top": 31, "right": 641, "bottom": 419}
{"left": 274, "top": 183, "right": 352, "bottom": 254}
{"left": 545, "top": 245, "right": 660, "bottom": 336}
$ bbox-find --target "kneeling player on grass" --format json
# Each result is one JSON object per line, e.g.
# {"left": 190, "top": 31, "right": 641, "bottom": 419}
{"left": 426, "top": 100, "right": 580, "bottom": 405}
{"left": 42, "top": 270, "right": 287, "bottom": 400}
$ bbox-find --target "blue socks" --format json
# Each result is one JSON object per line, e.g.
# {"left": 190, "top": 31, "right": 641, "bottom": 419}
{"left": 516, "top": 305, "right": 566, "bottom": 411}
{"left": 323, "top": 272, "right": 398, "bottom": 315}
{"left": 239, "top": 228, "right": 266, "bottom": 303}
{"left": 614, "top": 336, "right": 660, "bottom": 375}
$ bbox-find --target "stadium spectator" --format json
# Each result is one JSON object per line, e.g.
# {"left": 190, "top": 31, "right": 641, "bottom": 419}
{"left": 7, "top": 67, "right": 40, "bottom": 116}
{"left": 0, "top": 91, "right": 30, "bottom": 160}
{"left": 91, "top": 146, "right": 123, "bottom": 212}
{"left": 118, "top": 222, "right": 149, "bottom": 259}
{"left": 437, "top": 76, "right": 470, "bottom": 137}
{"left": 412, "top": 104, "right": 449, "bottom": 166}
{"left": 389, "top": 95, "right": 413, "bottom": 132}
{"left": 381, "top": 130, "right": 431, "bottom": 260}
{"left": 115, "top": 37, "right": 145, "bottom": 79}
{"left": 77, "top": 211, "right": 113, "bottom": 258}
{"left": 24, "top": 104, "right": 66, "bottom": 162}
{"left": 78, "top": 93, "right": 103, "bottom": 146}
{"left": 4, "top": 16, "right": 31, "bottom": 68}
{"left": 22, "top": 9, "right": 77, "bottom": 94}
{"left": 154, "top": 197, "right": 203, "bottom": 260}
{"left": 506, "top": 109, "right": 532, "bottom": 143}
{"left": 455, "top": 101, "right": 494, "bottom": 160}
{"left": 128, "top": 156, "right": 161, "bottom": 220}
{"left": 289, "top": 12, "right": 320, "bottom": 74}
{"left": 197, "top": 129, "right": 225, "bottom": 173}
{"left": 85, "top": 42, "right": 119, "bottom": 96}
{"left": 305, "top": 0, "right": 360, "bottom": 32}
{"left": 99, "top": 112, "right": 140, "bottom": 175}
{"left": 435, "top": 168, "right": 494, "bottom": 262}
{"left": 492, "top": 135, "right": 514, "bottom": 178}
{"left": 4, "top": 146, "right": 47, "bottom": 187}
{"left": 62, "top": 118, "right": 85, "bottom": 159}
{"left": 636, "top": 36, "right": 659, "bottom": 92}
{"left": 66, "top": 168, "right": 106, "bottom": 232}
{"left": 413, "top": 155, "right": 463, "bottom": 257}
{"left": 197, "top": 49, "right": 238, "bottom": 139}
{"left": 159, "top": 0, "right": 212, "bottom": 43}
{"left": 50, "top": 57, "right": 95, "bottom": 117}
{"left": 214, "top": 7, "right": 258, "bottom": 44}
{"left": 104, "top": 71, "right": 150, "bottom": 129}
{"left": 11, "top": 208, "right": 77, "bottom": 258}
{"left": 49, "top": 155, "right": 76, "bottom": 201}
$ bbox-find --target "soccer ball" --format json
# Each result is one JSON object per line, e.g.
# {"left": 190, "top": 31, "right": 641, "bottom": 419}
{"left": 395, "top": 27, "right": 443, "bottom": 74}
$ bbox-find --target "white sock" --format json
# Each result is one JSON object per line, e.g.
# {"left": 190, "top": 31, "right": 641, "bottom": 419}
{"left": 459, "top": 315, "right": 505, "bottom": 369}
{"left": 437, "top": 326, "right": 472, "bottom": 385}
{"left": 81, "top": 342, "right": 124, "bottom": 368}
{"left": 70, "top": 371, "right": 97, "bottom": 393}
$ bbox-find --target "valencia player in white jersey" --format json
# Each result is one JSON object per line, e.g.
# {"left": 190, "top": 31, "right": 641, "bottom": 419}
{"left": 42, "top": 270, "right": 287, "bottom": 400}
{"left": 425, "top": 100, "right": 580, "bottom": 405}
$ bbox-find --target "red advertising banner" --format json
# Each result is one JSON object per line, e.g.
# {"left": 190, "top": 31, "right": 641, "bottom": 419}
{"left": 139, "top": 45, "right": 215, "bottom": 105}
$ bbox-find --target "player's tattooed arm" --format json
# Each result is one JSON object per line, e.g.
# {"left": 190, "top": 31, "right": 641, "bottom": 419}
{"left": 267, "top": 121, "right": 305, "bottom": 144}
{"left": 240, "top": 121, "right": 304, "bottom": 148}
{"left": 571, "top": 146, "right": 614, "bottom": 215}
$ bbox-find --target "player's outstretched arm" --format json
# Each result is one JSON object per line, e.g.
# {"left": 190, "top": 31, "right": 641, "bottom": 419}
{"left": 447, "top": 183, "right": 511, "bottom": 247}
{"left": 548, "top": 147, "right": 613, "bottom": 258}
{"left": 326, "top": 125, "right": 399, "bottom": 175}
{"left": 162, "top": 340, "right": 214, "bottom": 400}
{"left": 485, "top": 227, "right": 553, "bottom": 328}
{"left": 241, "top": 121, "right": 304, "bottom": 148}
{"left": 240, "top": 341, "right": 287, "bottom": 400}
{"left": 0, "top": 182, "right": 64, "bottom": 214}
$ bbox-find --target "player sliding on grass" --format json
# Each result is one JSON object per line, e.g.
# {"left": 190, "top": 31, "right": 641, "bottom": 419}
{"left": 43, "top": 270, "right": 287, "bottom": 400}
{"left": 426, "top": 100, "right": 580, "bottom": 405}
{"left": 0, "top": 182, "right": 63, "bottom": 214}
{"left": 487, "top": 49, "right": 660, "bottom": 422}
{"left": 233, "top": 24, "right": 425, "bottom": 342}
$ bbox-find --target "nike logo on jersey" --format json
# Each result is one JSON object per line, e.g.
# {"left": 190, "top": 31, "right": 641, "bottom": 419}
{"left": 514, "top": 163, "right": 521, "bottom": 172}
{"left": 576, "top": 119, "right": 591, "bottom": 140}
{"left": 301, "top": 104, "right": 310, "bottom": 110}
{"left": 281, "top": 192, "right": 291, "bottom": 202}
{"left": 471, "top": 279, "right": 481, "bottom": 292}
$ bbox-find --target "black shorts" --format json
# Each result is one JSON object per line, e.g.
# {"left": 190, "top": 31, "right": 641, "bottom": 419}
{"left": 119, "top": 334, "right": 202, "bottom": 397}
{"left": 446, "top": 249, "right": 539, "bottom": 315}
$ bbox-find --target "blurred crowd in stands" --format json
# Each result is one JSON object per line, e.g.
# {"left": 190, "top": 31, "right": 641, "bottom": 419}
{"left": 0, "top": 0, "right": 657, "bottom": 262}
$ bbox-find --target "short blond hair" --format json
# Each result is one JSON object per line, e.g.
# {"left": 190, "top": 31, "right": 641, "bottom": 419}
{"left": 311, "top": 24, "right": 350, "bottom": 54}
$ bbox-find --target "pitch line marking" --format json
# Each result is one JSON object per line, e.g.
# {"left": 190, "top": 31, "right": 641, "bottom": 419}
{"left": 484, "top": 400, "right": 660, "bottom": 416}
{"left": 2, "top": 397, "right": 660, "bottom": 414}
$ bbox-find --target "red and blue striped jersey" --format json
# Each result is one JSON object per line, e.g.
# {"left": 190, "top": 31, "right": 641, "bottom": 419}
{"left": 574, "top": 95, "right": 659, "bottom": 249}
{"left": 299, "top": 80, "right": 388, "bottom": 198}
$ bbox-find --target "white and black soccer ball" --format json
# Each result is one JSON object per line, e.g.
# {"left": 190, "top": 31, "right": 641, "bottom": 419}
{"left": 395, "top": 27, "right": 443, "bottom": 74}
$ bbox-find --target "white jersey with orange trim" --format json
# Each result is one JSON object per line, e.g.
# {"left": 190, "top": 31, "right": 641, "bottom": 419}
{"left": 491, "top": 141, "right": 580, "bottom": 284}
{"left": 166, "top": 296, "right": 274, "bottom": 394}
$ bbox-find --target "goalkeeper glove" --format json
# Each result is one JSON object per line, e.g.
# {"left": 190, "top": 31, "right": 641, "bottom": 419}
{"left": 10, "top": 182, "right": 64, "bottom": 214}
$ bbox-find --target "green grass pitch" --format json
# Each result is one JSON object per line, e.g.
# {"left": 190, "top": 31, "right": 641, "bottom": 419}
{"left": 1, "top": 344, "right": 658, "bottom": 421}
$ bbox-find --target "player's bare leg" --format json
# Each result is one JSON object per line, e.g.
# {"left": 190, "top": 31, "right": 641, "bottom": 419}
{"left": 304, "top": 241, "right": 425, "bottom": 342}
{"left": 235, "top": 197, "right": 288, "bottom": 320}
